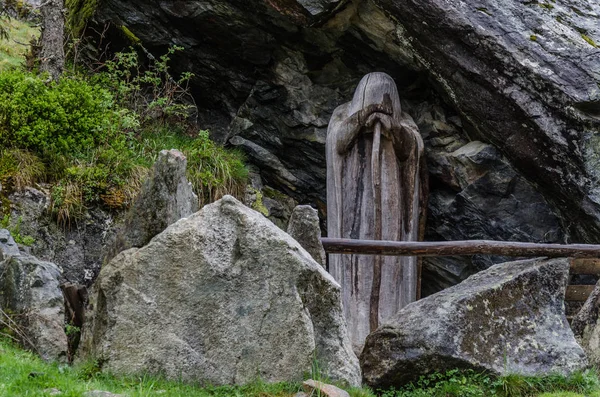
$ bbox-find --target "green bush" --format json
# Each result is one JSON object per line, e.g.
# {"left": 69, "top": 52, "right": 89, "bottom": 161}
{"left": 0, "top": 48, "right": 247, "bottom": 224}
{"left": 0, "top": 70, "right": 138, "bottom": 155}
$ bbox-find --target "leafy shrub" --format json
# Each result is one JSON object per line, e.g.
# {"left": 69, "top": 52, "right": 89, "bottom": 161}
{"left": 0, "top": 70, "right": 138, "bottom": 155}
{"left": 98, "top": 45, "right": 196, "bottom": 124}
{"left": 0, "top": 47, "right": 246, "bottom": 225}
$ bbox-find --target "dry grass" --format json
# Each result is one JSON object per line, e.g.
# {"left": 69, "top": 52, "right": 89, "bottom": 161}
{"left": 0, "top": 16, "right": 38, "bottom": 71}
{"left": 0, "top": 148, "right": 45, "bottom": 190}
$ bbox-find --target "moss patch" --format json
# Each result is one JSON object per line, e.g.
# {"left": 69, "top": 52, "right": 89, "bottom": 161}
{"left": 65, "top": 0, "right": 98, "bottom": 37}
{"left": 0, "top": 17, "right": 39, "bottom": 71}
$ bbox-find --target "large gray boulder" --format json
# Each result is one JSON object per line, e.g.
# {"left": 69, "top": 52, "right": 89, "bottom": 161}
{"left": 572, "top": 280, "right": 600, "bottom": 366}
{"left": 107, "top": 149, "right": 198, "bottom": 262}
{"left": 361, "top": 257, "right": 587, "bottom": 388}
{"left": 79, "top": 195, "right": 360, "bottom": 386}
{"left": 0, "top": 252, "right": 67, "bottom": 362}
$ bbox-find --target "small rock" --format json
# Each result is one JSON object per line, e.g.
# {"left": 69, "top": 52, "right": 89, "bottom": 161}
{"left": 44, "top": 388, "right": 62, "bottom": 396}
{"left": 0, "top": 229, "right": 20, "bottom": 260}
{"left": 106, "top": 149, "right": 198, "bottom": 262}
{"left": 84, "top": 391, "right": 124, "bottom": 397}
{"left": 302, "top": 380, "right": 349, "bottom": 397}
{"left": 287, "top": 205, "right": 326, "bottom": 267}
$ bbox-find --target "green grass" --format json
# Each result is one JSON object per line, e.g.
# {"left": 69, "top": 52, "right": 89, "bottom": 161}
{"left": 378, "top": 369, "right": 600, "bottom": 397}
{"left": 0, "top": 17, "right": 38, "bottom": 71}
{"left": 3, "top": 337, "right": 600, "bottom": 397}
{"left": 0, "top": 337, "right": 301, "bottom": 396}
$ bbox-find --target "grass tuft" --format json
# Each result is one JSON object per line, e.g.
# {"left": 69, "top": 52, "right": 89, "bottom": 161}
{"left": 0, "top": 148, "right": 45, "bottom": 191}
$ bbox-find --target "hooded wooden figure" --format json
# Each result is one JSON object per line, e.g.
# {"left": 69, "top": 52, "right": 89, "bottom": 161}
{"left": 326, "top": 72, "right": 428, "bottom": 352}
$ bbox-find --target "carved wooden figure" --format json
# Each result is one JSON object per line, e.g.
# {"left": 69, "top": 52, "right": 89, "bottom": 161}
{"left": 326, "top": 72, "right": 428, "bottom": 352}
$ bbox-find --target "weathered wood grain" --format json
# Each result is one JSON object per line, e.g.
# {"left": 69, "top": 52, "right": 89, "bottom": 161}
{"left": 322, "top": 238, "right": 600, "bottom": 258}
{"left": 326, "top": 72, "right": 427, "bottom": 351}
{"left": 570, "top": 258, "right": 600, "bottom": 275}
{"left": 566, "top": 285, "right": 596, "bottom": 302}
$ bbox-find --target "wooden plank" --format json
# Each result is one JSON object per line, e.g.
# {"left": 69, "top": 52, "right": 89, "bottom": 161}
{"left": 566, "top": 285, "right": 595, "bottom": 302}
{"left": 570, "top": 258, "right": 600, "bottom": 275}
{"left": 321, "top": 238, "right": 600, "bottom": 258}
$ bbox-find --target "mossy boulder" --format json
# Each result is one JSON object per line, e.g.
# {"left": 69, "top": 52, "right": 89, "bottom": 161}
{"left": 361, "top": 258, "right": 587, "bottom": 388}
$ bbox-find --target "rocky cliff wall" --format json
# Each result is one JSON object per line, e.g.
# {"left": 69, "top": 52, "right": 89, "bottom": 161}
{"left": 86, "top": 0, "right": 599, "bottom": 292}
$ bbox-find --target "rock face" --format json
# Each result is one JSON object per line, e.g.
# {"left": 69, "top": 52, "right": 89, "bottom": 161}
{"left": 79, "top": 195, "right": 360, "bottom": 386}
{"left": 85, "top": 0, "right": 598, "bottom": 292}
{"left": 0, "top": 239, "right": 68, "bottom": 362}
{"left": 572, "top": 280, "right": 600, "bottom": 366}
{"left": 287, "top": 205, "right": 326, "bottom": 267}
{"left": 7, "top": 187, "right": 116, "bottom": 285}
{"left": 422, "top": 137, "right": 565, "bottom": 296}
{"left": 361, "top": 258, "right": 587, "bottom": 388}
{"left": 378, "top": 0, "right": 600, "bottom": 243}
{"left": 108, "top": 149, "right": 198, "bottom": 262}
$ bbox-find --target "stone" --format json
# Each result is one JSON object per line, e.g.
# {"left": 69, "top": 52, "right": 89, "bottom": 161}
{"left": 287, "top": 205, "right": 325, "bottom": 267}
{"left": 422, "top": 137, "right": 565, "bottom": 296}
{"left": 377, "top": 0, "right": 600, "bottom": 244}
{"left": 572, "top": 279, "right": 600, "bottom": 366}
{"left": 361, "top": 258, "right": 587, "bottom": 389}
{"left": 0, "top": 254, "right": 67, "bottom": 362}
{"left": 0, "top": 229, "right": 20, "bottom": 259}
{"left": 83, "top": 391, "right": 124, "bottom": 397}
{"left": 79, "top": 195, "right": 360, "bottom": 386}
{"left": 8, "top": 186, "right": 117, "bottom": 286}
{"left": 302, "top": 380, "right": 350, "bottom": 397}
{"left": 107, "top": 149, "right": 198, "bottom": 262}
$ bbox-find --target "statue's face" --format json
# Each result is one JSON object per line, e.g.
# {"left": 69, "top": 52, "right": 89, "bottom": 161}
{"left": 348, "top": 72, "right": 402, "bottom": 118}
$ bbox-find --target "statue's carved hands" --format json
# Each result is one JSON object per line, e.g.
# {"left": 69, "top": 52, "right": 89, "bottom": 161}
{"left": 365, "top": 113, "right": 397, "bottom": 139}
{"left": 357, "top": 102, "right": 392, "bottom": 126}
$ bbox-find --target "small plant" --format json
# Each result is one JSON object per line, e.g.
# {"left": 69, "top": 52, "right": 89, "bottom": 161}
{"left": 64, "top": 324, "right": 80, "bottom": 337}
{"left": 1, "top": 214, "right": 34, "bottom": 246}
{"left": 100, "top": 45, "right": 196, "bottom": 125}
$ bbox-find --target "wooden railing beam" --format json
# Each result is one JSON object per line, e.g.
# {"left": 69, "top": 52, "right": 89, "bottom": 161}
{"left": 321, "top": 238, "right": 600, "bottom": 258}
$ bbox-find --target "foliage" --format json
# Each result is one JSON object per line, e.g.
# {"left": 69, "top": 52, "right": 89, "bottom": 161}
{"left": 185, "top": 130, "right": 248, "bottom": 205}
{"left": 1, "top": 214, "right": 35, "bottom": 246}
{"left": 65, "top": 0, "right": 98, "bottom": 37}
{"left": 99, "top": 45, "right": 196, "bottom": 125}
{"left": 0, "top": 39, "right": 245, "bottom": 224}
{"left": 0, "top": 69, "right": 137, "bottom": 155}
{"left": 378, "top": 369, "right": 600, "bottom": 397}
{"left": 0, "top": 336, "right": 306, "bottom": 396}
{"left": 0, "top": 148, "right": 45, "bottom": 191}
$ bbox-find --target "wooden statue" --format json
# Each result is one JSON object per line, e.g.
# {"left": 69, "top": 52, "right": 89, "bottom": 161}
{"left": 326, "top": 72, "right": 428, "bottom": 352}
